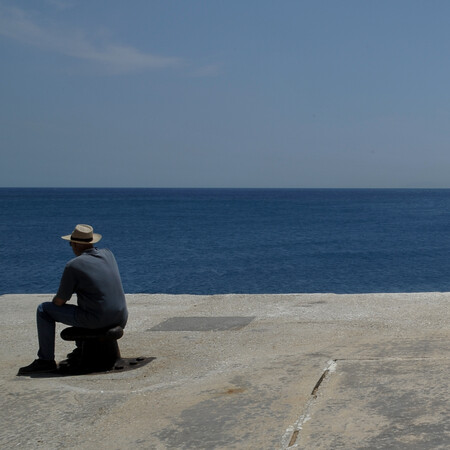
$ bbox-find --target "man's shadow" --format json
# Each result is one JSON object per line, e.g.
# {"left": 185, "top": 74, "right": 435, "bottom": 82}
{"left": 23, "top": 356, "right": 156, "bottom": 378}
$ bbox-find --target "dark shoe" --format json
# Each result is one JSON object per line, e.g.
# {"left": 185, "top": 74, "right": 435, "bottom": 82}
{"left": 66, "top": 348, "right": 82, "bottom": 360}
{"left": 17, "top": 359, "right": 57, "bottom": 376}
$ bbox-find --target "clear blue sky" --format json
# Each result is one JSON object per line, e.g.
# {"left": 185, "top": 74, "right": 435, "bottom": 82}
{"left": 1, "top": 0, "right": 450, "bottom": 188}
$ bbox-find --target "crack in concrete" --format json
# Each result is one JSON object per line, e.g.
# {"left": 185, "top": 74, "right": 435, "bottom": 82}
{"left": 281, "top": 356, "right": 447, "bottom": 448}
{"left": 281, "top": 359, "right": 337, "bottom": 449}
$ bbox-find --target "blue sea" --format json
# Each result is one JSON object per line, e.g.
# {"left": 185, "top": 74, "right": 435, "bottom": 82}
{"left": 2, "top": 188, "right": 450, "bottom": 295}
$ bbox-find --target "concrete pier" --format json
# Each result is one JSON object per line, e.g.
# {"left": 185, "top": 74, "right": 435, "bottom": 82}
{"left": 2, "top": 292, "right": 450, "bottom": 449}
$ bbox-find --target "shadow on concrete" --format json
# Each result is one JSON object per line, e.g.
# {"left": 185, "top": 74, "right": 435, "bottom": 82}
{"left": 22, "top": 357, "right": 156, "bottom": 378}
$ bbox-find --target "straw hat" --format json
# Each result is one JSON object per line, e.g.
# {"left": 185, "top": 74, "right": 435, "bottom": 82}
{"left": 61, "top": 224, "right": 102, "bottom": 244}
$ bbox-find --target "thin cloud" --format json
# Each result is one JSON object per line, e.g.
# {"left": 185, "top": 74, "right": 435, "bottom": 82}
{"left": 0, "top": 6, "right": 183, "bottom": 73}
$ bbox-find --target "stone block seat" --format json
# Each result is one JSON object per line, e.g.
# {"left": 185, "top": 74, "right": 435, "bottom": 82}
{"left": 60, "top": 325, "right": 124, "bottom": 373}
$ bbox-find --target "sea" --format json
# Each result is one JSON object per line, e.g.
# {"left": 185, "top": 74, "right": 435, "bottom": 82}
{"left": 2, "top": 188, "right": 450, "bottom": 295}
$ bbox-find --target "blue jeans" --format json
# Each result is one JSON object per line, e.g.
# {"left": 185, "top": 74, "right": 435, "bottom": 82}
{"left": 36, "top": 302, "right": 95, "bottom": 361}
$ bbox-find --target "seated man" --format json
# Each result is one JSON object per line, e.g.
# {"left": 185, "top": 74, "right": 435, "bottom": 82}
{"left": 18, "top": 224, "right": 128, "bottom": 375}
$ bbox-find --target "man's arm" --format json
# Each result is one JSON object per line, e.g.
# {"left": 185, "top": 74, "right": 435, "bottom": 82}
{"left": 55, "top": 264, "right": 75, "bottom": 306}
{"left": 52, "top": 296, "right": 67, "bottom": 306}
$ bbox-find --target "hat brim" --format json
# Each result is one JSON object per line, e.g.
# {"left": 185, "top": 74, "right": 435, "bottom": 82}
{"left": 61, "top": 233, "right": 102, "bottom": 244}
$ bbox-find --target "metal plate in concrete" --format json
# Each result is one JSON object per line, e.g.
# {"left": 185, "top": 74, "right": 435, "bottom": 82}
{"left": 149, "top": 316, "right": 255, "bottom": 331}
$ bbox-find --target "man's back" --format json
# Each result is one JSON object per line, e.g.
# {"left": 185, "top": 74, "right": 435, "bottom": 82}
{"left": 57, "top": 248, "right": 128, "bottom": 328}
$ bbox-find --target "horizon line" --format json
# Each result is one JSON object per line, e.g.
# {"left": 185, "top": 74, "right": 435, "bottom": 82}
{"left": 2, "top": 186, "right": 450, "bottom": 190}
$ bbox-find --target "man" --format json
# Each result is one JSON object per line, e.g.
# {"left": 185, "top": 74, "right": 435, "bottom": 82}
{"left": 18, "top": 224, "right": 128, "bottom": 375}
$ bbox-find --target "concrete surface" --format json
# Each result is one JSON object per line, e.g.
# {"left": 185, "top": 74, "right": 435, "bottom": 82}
{"left": 1, "top": 292, "right": 450, "bottom": 449}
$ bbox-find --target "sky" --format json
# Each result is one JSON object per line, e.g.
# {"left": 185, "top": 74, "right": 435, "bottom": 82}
{"left": 1, "top": 0, "right": 450, "bottom": 188}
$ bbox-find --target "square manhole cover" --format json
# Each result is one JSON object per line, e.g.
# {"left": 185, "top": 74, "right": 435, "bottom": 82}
{"left": 149, "top": 316, "right": 255, "bottom": 332}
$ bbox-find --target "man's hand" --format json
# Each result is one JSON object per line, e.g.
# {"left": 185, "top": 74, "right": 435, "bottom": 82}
{"left": 52, "top": 296, "right": 67, "bottom": 306}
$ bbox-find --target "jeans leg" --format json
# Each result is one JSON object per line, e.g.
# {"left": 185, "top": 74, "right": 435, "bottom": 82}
{"left": 36, "top": 302, "right": 80, "bottom": 361}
